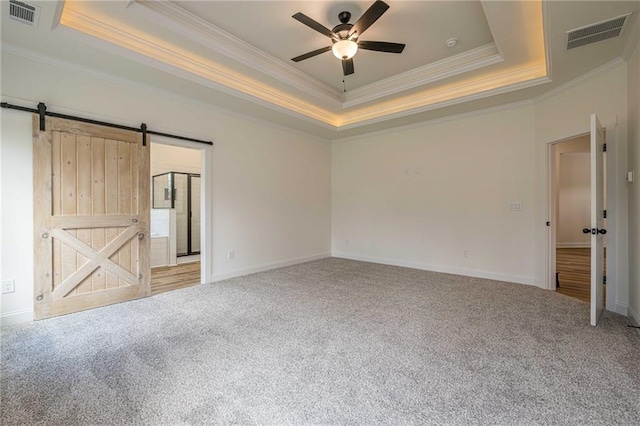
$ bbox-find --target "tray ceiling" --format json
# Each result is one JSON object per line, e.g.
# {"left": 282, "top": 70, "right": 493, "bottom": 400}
{"left": 1, "top": 1, "right": 638, "bottom": 138}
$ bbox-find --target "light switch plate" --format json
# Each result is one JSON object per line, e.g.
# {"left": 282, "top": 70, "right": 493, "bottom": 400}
{"left": 508, "top": 202, "right": 522, "bottom": 211}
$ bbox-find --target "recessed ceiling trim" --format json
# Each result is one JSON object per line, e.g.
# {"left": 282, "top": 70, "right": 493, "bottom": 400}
{"left": 58, "top": 1, "right": 547, "bottom": 131}
{"left": 129, "top": 0, "right": 342, "bottom": 107}
{"left": 542, "top": 0, "right": 553, "bottom": 80}
{"left": 342, "top": 43, "right": 503, "bottom": 108}
{"left": 132, "top": 0, "right": 505, "bottom": 109}
{"left": 59, "top": 8, "right": 340, "bottom": 127}
{"left": 338, "top": 64, "right": 549, "bottom": 129}
{"left": 1, "top": 44, "right": 335, "bottom": 140}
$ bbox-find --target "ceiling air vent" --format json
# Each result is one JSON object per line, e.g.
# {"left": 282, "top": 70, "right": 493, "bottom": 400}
{"left": 566, "top": 13, "right": 631, "bottom": 50}
{"left": 8, "top": 0, "right": 40, "bottom": 27}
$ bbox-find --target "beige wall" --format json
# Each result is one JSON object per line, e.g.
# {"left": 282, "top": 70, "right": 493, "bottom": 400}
{"left": 332, "top": 103, "right": 538, "bottom": 284}
{"left": 628, "top": 39, "right": 640, "bottom": 326}
{"left": 0, "top": 52, "right": 332, "bottom": 325}
{"left": 0, "top": 110, "right": 33, "bottom": 323}
{"left": 1, "top": 49, "right": 635, "bottom": 325}
{"left": 332, "top": 62, "right": 629, "bottom": 315}
{"left": 535, "top": 62, "right": 628, "bottom": 314}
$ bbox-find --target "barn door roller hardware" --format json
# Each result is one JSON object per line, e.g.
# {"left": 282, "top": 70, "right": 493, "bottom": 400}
{"left": 0, "top": 101, "right": 214, "bottom": 147}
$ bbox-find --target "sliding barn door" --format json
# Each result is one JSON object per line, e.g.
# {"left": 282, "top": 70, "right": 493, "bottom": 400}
{"left": 33, "top": 116, "right": 150, "bottom": 319}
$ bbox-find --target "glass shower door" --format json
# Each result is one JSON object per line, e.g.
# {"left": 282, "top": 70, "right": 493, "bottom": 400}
{"left": 190, "top": 175, "right": 201, "bottom": 254}
{"left": 173, "top": 173, "right": 189, "bottom": 256}
{"left": 152, "top": 172, "right": 201, "bottom": 257}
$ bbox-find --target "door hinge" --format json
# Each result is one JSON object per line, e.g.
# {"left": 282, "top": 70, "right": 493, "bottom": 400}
{"left": 603, "top": 143, "right": 607, "bottom": 152}
{"left": 603, "top": 275, "right": 606, "bottom": 285}
{"left": 603, "top": 209, "right": 607, "bottom": 219}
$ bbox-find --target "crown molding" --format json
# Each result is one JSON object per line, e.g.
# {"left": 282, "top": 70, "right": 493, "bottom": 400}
{"left": 51, "top": 0, "right": 65, "bottom": 30}
{"left": 132, "top": 0, "right": 505, "bottom": 110}
{"left": 332, "top": 99, "right": 534, "bottom": 144}
{"left": 129, "top": 0, "right": 342, "bottom": 108}
{"left": 53, "top": 2, "right": 548, "bottom": 132}
{"left": 622, "top": 11, "right": 639, "bottom": 61}
{"left": 480, "top": 0, "right": 505, "bottom": 59}
{"left": 339, "top": 64, "right": 549, "bottom": 129}
{"left": 0, "top": 47, "right": 332, "bottom": 142}
{"left": 542, "top": 0, "right": 553, "bottom": 80}
{"left": 59, "top": 8, "right": 340, "bottom": 127}
{"left": 533, "top": 57, "right": 626, "bottom": 103}
{"left": 342, "top": 43, "right": 503, "bottom": 108}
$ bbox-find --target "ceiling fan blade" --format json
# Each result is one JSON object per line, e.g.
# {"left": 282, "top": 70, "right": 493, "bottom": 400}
{"left": 291, "top": 46, "right": 332, "bottom": 62}
{"left": 342, "top": 58, "right": 354, "bottom": 76}
{"left": 358, "top": 41, "right": 405, "bottom": 53}
{"left": 349, "top": 1, "right": 390, "bottom": 38}
{"left": 292, "top": 12, "right": 336, "bottom": 39}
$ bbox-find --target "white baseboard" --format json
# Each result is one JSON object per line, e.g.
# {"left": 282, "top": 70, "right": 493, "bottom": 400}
{"left": 1, "top": 309, "right": 33, "bottom": 327}
{"left": 613, "top": 303, "right": 628, "bottom": 317}
{"left": 628, "top": 304, "right": 640, "bottom": 327}
{"left": 332, "top": 252, "right": 537, "bottom": 287}
{"left": 556, "top": 242, "right": 590, "bottom": 248}
{"left": 211, "top": 252, "right": 332, "bottom": 282}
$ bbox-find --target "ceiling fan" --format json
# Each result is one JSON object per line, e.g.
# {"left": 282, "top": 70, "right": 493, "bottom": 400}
{"left": 291, "top": 0, "right": 405, "bottom": 76}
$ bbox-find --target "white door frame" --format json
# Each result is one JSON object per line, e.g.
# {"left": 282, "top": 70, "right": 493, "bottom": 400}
{"left": 150, "top": 135, "right": 214, "bottom": 284}
{"left": 544, "top": 125, "right": 620, "bottom": 314}
{"left": 545, "top": 132, "right": 590, "bottom": 293}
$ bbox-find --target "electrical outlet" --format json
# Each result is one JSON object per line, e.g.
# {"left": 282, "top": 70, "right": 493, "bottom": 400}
{"left": 462, "top": 250, "right": 469, "bottom": 258}
{"left": 227, "top": 250, "right": 235, "bottom": 260}
{"left": 2, "top": 279, "right": 15, "bottom": 294}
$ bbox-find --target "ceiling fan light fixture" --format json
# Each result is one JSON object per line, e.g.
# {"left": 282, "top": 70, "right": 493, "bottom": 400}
{"left": 332, "top": 39, "right": 358, "bottom": 60}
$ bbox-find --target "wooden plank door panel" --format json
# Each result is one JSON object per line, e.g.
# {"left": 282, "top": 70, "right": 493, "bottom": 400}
{"left": 33, "top": 116, "right": 150, "bottom": 319}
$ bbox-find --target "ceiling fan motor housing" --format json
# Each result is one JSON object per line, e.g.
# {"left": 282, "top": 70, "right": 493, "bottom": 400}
{"left": 332, "top": 22, "right": 354, "bottom": 40}
{"left": 338, "top": 11, "right": 351, "bottom": 24}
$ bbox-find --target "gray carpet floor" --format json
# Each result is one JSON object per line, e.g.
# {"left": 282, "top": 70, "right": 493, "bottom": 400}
{"left": 1, "top": 258, "right": 639, "bottom": 425}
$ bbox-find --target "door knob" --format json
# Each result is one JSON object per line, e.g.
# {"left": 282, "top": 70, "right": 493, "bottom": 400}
{"left": 582, "top": 228, "right": 607, "bottom": 235}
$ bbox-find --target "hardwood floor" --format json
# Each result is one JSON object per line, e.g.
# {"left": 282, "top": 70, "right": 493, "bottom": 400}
{"left": 150, "top": 261, "right": 201, "bottom": 295}
{"left": 556, "top": 248, "right": 606, "bottom": 303}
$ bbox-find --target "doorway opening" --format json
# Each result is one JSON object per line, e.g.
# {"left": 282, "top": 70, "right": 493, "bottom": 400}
{"left": 548, "top": 133, "right": 606, "bottom": 304}
{"left": 152, "top": 172, "right": 201, "bottom": 258}
{"left": 149, "top": 142, "right": 204, "bottom": 295}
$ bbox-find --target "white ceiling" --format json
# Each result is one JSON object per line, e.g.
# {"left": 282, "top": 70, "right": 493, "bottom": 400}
{"left": 176, "top": 1, "right": 495, "bottom": 90}
{"left": 1, "top": 1, "right": 639, "bottom": 139}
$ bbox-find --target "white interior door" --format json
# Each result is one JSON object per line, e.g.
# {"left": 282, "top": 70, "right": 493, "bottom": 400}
{"left": 589, "top": 114, "right": 605, "bottom": 326}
